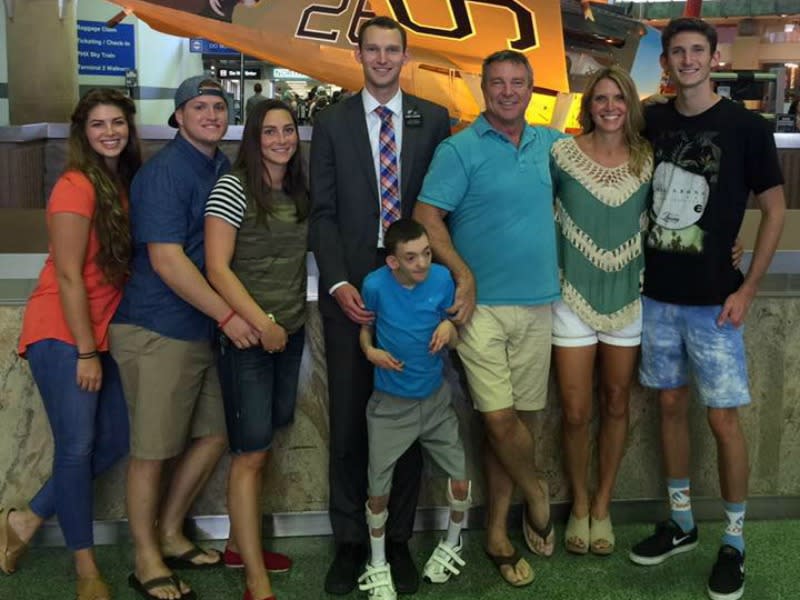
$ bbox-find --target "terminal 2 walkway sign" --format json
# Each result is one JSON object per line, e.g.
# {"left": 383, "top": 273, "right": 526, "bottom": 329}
{"left": 77, "top": 20, "right": 136, "bottom": 76}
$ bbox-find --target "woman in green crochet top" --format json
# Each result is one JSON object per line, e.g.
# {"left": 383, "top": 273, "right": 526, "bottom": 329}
{"left": 550, "top": 65, "right": 652, "bottom": 558}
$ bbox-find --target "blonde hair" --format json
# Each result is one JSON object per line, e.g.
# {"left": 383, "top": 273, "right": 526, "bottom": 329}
{"left": 578, "top": 65, "right": 652, "bottom": 177}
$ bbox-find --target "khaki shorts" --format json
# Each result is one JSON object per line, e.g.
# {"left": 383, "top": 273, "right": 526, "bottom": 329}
{"left": 457, "top": 304, "right": 552, "bottom": 413}
{"left": 366, "top": 382, "right": 465, "bottom": 497}
{"left": 109, "top": 324, "right": 226, "bottom": 460}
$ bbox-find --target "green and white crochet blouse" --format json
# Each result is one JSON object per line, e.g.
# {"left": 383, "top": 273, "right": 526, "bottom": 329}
{"left": 550, "top": 136, "right": 652, "bottom": 331}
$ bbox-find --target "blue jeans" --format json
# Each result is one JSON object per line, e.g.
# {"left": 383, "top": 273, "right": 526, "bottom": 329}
{"left": 218, "top": 327, "right": 305, "bottom": 453}
{"left": 26, "top": 339, "right": 129, "bottom": 550}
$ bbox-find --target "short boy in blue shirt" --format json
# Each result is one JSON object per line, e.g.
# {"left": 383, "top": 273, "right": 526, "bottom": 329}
{"left": 357, "top": 219, "right": 471, "bottom": 600}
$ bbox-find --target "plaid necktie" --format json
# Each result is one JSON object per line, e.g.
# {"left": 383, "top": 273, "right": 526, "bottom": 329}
{"left": 375, "top": 105, "right": 400, "bottom": 233}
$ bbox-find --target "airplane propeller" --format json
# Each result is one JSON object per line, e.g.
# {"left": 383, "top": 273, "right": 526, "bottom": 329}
{"left": 581, "top": 0, "right": 596, "bottom": 22}
{"left": 106, "top": 8, "right": 132, "bottom": 27}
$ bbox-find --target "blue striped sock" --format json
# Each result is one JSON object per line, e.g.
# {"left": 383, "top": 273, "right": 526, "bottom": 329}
{"left": 667, "top": 478, "right": 694, "bottom": 533}
{"left": 721, "top": 501, "right": 746, "bottom": 553}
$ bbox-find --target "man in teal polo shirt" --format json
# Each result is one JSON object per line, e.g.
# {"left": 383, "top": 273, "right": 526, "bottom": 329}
{"left": 414, "top": 49, "right": 564, "bottom": 587}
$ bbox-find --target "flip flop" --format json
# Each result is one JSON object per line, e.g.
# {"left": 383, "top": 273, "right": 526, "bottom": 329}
{"left": 565, "top": 512, "right": 590, "bottom": 555}
{"left": 128, "top": 573, "right": 197, "bottom": 600}
{"left": 485, "top": 548, "right": 534, "bottom": 587}
{"left": 163, "top": 546, "right": 223, "bottom": 570}
{"left": 522, "top": 506, "right": 555, "bottom": 558}
{"left": 590, "top": 515, "right": 616, "bottom": 556}
{"left": 0, "top": 507, "right": 28, "bottom": 575}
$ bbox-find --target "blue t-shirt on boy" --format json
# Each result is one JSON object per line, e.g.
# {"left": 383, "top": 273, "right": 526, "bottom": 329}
{"left": 361, "top": 264, "right": 455, "bottom": 399}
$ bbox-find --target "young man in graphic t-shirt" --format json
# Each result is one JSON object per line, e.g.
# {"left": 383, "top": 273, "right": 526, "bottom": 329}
{"left": 628, "top": 17, "right": 785, "bottom": 600}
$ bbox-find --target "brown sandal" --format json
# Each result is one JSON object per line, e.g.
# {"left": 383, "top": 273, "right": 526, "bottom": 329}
{"left": 77, "top": 576, "right": 111, "bottom": 600}
{"left": 522, "top": 506, "right": 555, "bottom": 558}
{"left": 0, "top": 507, "right": 28, "bottom": 575}
{"left": 485, "top": 548, "right": 535, "bottom": 587}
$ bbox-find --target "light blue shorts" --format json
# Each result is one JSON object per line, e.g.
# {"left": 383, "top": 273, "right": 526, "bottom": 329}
{"left": 639, "top": 296, "right": 751, "bottom": 408}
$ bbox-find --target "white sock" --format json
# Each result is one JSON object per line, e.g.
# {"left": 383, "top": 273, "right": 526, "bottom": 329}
{"left": 445, "top": 515, "right": 463, "bottom": 548}
{"left": 370, "top": 532, "right": 386, "bottom": 566}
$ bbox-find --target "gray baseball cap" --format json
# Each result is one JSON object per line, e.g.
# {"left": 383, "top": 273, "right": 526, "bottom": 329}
{"left": 168, "top": 74, "right": 228, "bottom": 128}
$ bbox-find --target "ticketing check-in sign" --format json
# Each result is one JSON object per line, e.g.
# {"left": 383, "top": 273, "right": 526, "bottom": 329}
{"left": 78, "top": 20, "right": 136, "bottom": 76}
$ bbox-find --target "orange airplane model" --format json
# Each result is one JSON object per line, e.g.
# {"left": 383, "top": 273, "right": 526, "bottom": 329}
{"left": 104, "top": 0, "right": 662, "bottom": 129}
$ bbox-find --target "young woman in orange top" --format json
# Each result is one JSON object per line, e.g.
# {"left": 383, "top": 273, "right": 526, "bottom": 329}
{"left": 1, "top": 89, "right": 141, "bottom": 600}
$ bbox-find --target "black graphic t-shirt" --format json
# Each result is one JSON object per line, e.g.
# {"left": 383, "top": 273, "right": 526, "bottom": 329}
{"left": 642, "top": 98, "right": 783, "bottom": 305}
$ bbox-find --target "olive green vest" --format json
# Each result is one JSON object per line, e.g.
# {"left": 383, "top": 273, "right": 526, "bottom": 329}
{"left": 230, "top": 181, "right": 308, "bottom": 333}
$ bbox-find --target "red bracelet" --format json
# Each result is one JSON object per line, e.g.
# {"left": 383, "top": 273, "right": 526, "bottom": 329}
{"left": 218, "top": 310, "right": 236, "bottom": 329}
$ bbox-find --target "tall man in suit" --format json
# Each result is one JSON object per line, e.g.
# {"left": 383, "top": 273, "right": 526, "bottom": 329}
{"left": 310, "top": 16, "right": 451, "bottom": 596}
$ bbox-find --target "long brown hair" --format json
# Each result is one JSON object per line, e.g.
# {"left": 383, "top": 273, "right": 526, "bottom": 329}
{"left": 578, "top": 65, "right": 652, "bottom": 177}
{"left": 232, "top": 98, "right": 308, "bottom": 225}
{"left": 66, "top": 89, "right": 141, "bottom": 285}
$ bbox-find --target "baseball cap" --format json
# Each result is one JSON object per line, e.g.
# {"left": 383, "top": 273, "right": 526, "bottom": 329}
{"left": 168, "top": 74, "right": 228, "bottom": 127}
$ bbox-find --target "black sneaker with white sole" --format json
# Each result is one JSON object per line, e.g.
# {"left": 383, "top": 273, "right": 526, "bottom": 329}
{"left": 629, "top": 519, "right": 698, "bottom": 566}
{"left": 707, "top": 545, "right": 745, "bottom": 600}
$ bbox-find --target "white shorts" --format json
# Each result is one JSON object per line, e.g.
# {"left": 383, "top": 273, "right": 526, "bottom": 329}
{"left": 552, "top": 299, "right": 642, "bottom": 348}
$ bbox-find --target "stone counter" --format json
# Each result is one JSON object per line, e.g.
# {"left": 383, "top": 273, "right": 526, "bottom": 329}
{"left": 1, "top": 296, "right": 799, "bottom": 525}
{"left": 1, "top": 128, "right": 799, "bottom": 212}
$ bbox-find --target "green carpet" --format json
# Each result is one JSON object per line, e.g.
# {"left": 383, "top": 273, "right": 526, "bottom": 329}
{"left": 1, "top": 520, "right": 797, "bottom": 599}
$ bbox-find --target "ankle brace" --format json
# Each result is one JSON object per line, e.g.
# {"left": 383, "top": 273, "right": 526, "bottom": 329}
{"left": 365, "top": 500, "right": 389, "bottom": 530}
{"left": 447, "top": 479, "right": 472, "bottom": 513}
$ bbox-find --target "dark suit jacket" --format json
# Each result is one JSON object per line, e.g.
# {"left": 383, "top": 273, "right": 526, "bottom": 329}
{"left": 309, "top": 91, "right": 450, "bottom": 318}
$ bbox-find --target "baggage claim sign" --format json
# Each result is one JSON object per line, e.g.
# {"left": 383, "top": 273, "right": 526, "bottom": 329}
{"left": 78, "top": 21, "right": 135, "bottom": 76}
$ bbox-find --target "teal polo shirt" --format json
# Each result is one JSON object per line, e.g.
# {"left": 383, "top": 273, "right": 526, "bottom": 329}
{"left": 418, "top": 114, "right": 564, "bottom": 305}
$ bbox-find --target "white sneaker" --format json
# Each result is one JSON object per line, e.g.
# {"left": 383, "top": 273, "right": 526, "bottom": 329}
{"left": 423, "top": 538, "right": 465, "bottom": 583}
{"left": 357, "top": 562, "right": 397, "bottom": 599}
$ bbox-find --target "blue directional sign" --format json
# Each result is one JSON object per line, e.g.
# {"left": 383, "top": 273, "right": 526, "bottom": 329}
{"left": 189, "top": 38, "right": 240, "bottom": 55}
{"left": 77, "top": 21, "right": 135, "bottom": 76}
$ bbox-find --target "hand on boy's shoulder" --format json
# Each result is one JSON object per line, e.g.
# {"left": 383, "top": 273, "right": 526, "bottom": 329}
{"left": 333, "top": 282, "right": 374, "bottom": 325}
{"left": 429, "top": 319, "right": 458, "bottom": 354}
